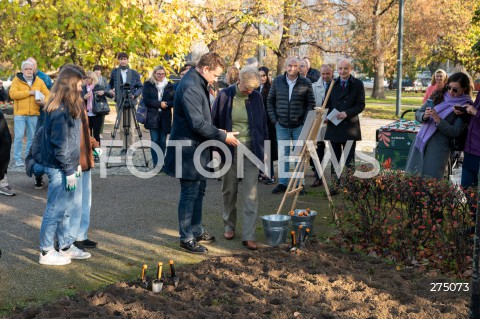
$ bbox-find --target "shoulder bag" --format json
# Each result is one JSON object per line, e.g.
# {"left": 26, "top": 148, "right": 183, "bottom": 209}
{"left": 92, "top": 94, "right": 110, "bottom": 115}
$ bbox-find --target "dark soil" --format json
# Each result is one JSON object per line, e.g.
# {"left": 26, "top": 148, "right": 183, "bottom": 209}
{"left": 5, "top": 242, "right": 470, "bottom": 319}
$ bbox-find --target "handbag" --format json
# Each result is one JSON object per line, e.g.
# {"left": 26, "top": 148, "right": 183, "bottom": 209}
{"left": 92, "top": 94, "right": 110, "bottom": 115}
{"left": 135, "top": 98, "right": 147, "bottom": 125}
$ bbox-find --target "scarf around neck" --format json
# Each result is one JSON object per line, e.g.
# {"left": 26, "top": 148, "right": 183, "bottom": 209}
{"left": 155, "top": 78, "right": 169, "bottom": 100}
{"left": 414, "top": 92, "right": 473, "bottom": 153}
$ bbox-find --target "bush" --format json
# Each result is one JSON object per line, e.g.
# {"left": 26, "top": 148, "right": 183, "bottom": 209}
{"left": 331, "top": 169, "right": 477, "bottom": 275}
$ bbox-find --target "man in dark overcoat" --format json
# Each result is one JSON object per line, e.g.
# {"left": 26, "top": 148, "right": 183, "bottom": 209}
{"left": 164, "top": 53, "right": 238, "bottom": 253}
{"left": 325, "top": 58, "right": 365, "bottom": 178}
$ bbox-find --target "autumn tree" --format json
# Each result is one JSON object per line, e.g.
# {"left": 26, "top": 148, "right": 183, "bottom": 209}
{"left": 0, "top": 0, "right": 201, "bottom": 76}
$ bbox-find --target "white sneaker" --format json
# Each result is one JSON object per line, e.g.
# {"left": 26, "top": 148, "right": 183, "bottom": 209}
{"left": 15, "top": 161, "right": 25, "bottom": 167}
{"left": 39, "top": 250, "right": 71, "bottom": 266}
{"left": 61, "top": 244, "right": 91, "bottom": 260}
{"left": 0, "top": 185, "right": 16, "bottom": 196}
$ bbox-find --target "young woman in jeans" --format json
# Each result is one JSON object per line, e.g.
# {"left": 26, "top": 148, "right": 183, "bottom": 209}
{"left": 39, "top": 66, "right": 91, "bottom": 266}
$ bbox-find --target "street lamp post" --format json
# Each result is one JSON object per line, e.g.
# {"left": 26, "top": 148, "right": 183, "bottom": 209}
{"left": 395, "top": 0, "right": 405, "bottom": 117}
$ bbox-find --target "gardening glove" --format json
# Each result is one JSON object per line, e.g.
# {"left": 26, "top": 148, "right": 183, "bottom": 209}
{"left": 93, "top": 147, "right": 102, "bottom": 157}
{"left": 75, "top": 165, "right": 82, "bottom": 177}
{"left": 66, "top": 173, "right": 77, "bottom": 191}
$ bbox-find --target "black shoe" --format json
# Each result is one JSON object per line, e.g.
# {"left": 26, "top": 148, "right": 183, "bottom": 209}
{"left": 264, "top": 178, "right": 276, "bottom": 185}
{"left": 34, "top": 176, "right": 44, "bottom": 189}
{"left": 311, "top": 177, "right": 321, "bottom": 188}
{"left": 272, "top": 184, "right": 287, "bottom": 194}
{"left": 180, "top": 240, "right": 208, "bottom": 253}
{"left": 75, "top": 239, "right": 97, "bottom": 249}
{"left": 195, "top": 233, "right": 216, "bottom": 243}
{"left": 299, "top": 186, "right": 306, "bottom": 195}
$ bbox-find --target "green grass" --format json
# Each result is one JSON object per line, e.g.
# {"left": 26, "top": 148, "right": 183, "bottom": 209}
{"left": 364, "top": 90, "right": 423, "bottom": 120}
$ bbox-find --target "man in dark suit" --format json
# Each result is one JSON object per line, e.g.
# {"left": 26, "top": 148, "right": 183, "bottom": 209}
{"left": 164, "top": 53, "right": 238, "bottom": 253}
{"left": 325, "top": 58, "right": 365, "bottom": 179}
{"left": 108, "top": 52, "right": 143, "bottom": 154}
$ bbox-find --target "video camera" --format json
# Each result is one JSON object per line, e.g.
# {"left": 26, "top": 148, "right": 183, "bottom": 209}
{"left": 119, "top": 82, "right": 133, "bottom": 107}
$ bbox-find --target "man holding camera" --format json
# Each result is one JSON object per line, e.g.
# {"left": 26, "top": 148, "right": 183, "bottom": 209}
{"left": 108, "top": 52, "right": 143, "bottom": 154}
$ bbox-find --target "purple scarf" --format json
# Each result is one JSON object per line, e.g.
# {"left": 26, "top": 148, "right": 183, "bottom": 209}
{"left": 415, "top": 92, "right": 473, "bottom": 153}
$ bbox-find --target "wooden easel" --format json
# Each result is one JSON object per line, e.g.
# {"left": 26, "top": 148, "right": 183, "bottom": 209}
{"left": 276, "top": 80, "right": 336, "bottom": 215}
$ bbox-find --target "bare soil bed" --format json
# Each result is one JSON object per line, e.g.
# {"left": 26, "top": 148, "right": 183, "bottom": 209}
{"left": 5, "top": 242, "right": 469, "bottom": 319}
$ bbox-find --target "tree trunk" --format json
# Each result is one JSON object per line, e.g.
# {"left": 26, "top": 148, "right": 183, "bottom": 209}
{"left": 372, "top": 56, "right": 386, "bottom": 99}
{"left": 233, "top": 24, "right": 251, "bottom": 65}
{"left": 371, "top": 4, "right": 385, "bottom": 99}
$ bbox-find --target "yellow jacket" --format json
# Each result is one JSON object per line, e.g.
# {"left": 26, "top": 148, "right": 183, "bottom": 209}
{"left": 9, "top": 73, "right": 50, "bottom": 116}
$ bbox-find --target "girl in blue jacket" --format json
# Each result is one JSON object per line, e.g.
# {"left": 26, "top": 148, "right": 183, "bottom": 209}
{"left": 39, "top": 66, "right": 90, "bottom": 266}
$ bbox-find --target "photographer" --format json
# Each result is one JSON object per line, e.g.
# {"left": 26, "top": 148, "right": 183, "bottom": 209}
{"left": 108, "top": 52, "right": 143, "bottom": 154}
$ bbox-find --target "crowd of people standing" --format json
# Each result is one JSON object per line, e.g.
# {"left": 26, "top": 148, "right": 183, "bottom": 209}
{"left": 1, "top": 50, "right": 478, "bottom": 263}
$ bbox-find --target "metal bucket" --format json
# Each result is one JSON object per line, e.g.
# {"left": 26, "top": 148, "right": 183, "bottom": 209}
{"left": 261, "top": 214, "right": 291, "bottom": 246}
{"left": 291, "top": 209, "right": 317, "bottom": 238}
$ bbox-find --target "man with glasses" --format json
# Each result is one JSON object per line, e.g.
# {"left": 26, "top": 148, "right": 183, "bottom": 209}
{"left": 267, "top": 57, "right": 316, "bottom": 194}
{"left": 164, "top": 53, "right": 239, "bottom": 253}
{"left": 302, "top": 57, "right": 320, "bottom": 83}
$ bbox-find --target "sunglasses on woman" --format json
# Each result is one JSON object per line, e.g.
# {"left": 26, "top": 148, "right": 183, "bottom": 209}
{"left": 446, "top": 85, "right": 460, "bottom": 93}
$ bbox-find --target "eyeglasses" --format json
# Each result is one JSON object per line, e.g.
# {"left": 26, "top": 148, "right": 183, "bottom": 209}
{"left": 446, "top": 85, "right": 460, "bottom": 93}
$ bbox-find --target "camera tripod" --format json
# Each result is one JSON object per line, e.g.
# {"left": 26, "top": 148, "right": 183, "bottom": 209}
{"left": 107, "top": 91, "right": 148, "bottom": 168}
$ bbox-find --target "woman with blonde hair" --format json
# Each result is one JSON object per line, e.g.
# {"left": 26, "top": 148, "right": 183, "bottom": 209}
{"left": 142, "top": 66, "right": 175, "bottom": 168}
{"left": 423, "top": 69, "right": 448, "bottom": 103}
{"left": 82, "top": 71, "right": 112, "bottom": 155}
{"left": 211, "top": 67, "right": 269, "bottom": 250}
{"left": 38, "top": 66, "right": 90, "bottom": 266}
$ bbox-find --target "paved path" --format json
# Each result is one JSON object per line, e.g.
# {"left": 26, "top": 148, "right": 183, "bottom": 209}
{"left": 0, "top": 113, "right": 392, "bottom": 313}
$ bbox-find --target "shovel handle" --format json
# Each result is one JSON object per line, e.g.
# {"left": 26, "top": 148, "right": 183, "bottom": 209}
{"left": 157, "top": 262, "right": 163, "bottom": 281}
{"left": 141, "top": 264, "right": 148, "bottom": 281}
{"left": 169, "top": 260, "right": 176, "bottom": 277}
{"left": 291, "top": 231, "right": 296, "bottom": 247}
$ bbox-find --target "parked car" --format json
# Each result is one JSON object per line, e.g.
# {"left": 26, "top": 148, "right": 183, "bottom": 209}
{"left": 393, "top": 78, "right": 414, "bottom": 87}
{"left": 362, "top": 79, "right": 388, "bottom": 89}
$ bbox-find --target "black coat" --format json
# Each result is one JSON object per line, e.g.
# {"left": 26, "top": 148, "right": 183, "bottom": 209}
{"left": 142, "top": 81, "right": 175, "bottom": 133}
{"left": 325, "top": 75, "right": 365, "bottom": 142}
{"left": 0, "top": 110, "right": 11, "bottom": 180}
{"left": 266, "top": 73, "right": 315, "bottom": 129}
{"left": 164, "top": 68, "right": 227, "bottom": 181}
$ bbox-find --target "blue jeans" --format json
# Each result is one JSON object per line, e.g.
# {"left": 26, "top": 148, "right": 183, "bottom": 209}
{"left": 149, "top": 129, "right": 167, "bottom": 168}
{"left": 178, "top": 179, "right": 206, "bottom": 242}
{"left": 64, "top": 170, "right": 92, "bottom": 246}
{"left": 275, "top": 123, "right": 303, "bottom": 186}
{"left": 39, "top": 167, "right": 74, "bottom": 251}
{"left": 461, "top": 167, "right": 478, "bottom": 189}
{"left": 33, "top": 162, "right": 45, "bottom": 178}
{"left": 14, "top": 115, "right": 38, "bottom": 162}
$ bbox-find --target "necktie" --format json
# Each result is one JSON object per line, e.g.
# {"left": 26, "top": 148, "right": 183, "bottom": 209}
{"left": 341, "top": 81, "right": 346, "bottom": 91}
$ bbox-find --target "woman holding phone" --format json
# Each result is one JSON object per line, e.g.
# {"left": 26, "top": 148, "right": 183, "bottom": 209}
{"left": 405, "top": 72, "right": 473, "bottom": 180}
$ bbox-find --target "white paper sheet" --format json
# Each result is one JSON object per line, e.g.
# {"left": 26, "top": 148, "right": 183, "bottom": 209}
{"left": 326, "top": 108, "right": 344, "bottom": 126}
